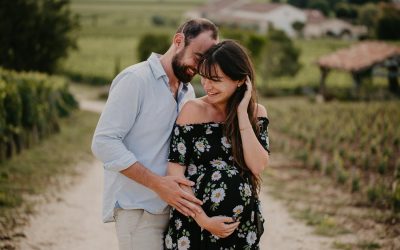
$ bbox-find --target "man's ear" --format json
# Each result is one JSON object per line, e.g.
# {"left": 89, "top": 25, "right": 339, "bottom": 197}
{"left": 173, "top": 33, "right": 185, "bottom": 48}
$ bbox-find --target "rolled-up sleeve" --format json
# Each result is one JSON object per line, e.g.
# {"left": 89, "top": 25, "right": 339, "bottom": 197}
{"left": 91, "top": 72, "right": 142, "bottom": 172}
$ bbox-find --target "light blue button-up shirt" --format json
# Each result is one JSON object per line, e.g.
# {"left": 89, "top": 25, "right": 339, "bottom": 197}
{"left": 91, "top": 53, "right": 195, "bottom": 222}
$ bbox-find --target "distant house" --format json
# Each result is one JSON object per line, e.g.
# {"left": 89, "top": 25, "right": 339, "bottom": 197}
{"left": 184, "top": 0, "right": 307, "bottom": 37}
{"left": 185, "top": 0, "right": 367, "bottom": 39}
{"left": 304, "top": 18, "right": 367, "bottom": 40}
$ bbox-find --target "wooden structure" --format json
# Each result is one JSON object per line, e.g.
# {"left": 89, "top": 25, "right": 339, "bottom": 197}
{"left": 317, "top": 41, "right": 400, "bottom": 95}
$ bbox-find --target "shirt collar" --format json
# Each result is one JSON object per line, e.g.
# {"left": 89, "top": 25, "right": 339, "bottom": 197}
{"left": 147, "top": 53, "right": 166, "bottom": 80}
{"left": 147, "top": 52, "right": 189, "bottom": 89}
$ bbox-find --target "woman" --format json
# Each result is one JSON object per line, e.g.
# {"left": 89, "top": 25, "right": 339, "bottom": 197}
{"left": 164, "top": 40, "right": 270, "bottom": 250}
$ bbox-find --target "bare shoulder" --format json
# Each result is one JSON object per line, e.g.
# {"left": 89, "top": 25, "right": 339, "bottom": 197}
{"left": 176, "top": 99, "right": 208, "bottom": 125}
{"left": 255, "top": 103, "right": 268, "bottom": 118}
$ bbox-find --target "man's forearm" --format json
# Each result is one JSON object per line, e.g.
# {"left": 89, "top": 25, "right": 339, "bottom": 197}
{"left": 120, "top": 161, "right": 203, "bottom": 216}
{"left": 120, "top": 161, "right": 160, "bottom": 191}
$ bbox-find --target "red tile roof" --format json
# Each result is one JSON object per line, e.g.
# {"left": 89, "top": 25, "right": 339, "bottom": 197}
{"left": 317, "top": 41, "right": 400, "bottom": 72}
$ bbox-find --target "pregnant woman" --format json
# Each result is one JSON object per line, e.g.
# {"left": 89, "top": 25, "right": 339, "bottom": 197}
{"left": 165, "top": 40, "right": 270, "bottom": 250}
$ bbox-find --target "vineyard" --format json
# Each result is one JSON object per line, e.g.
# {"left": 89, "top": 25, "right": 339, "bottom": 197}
{"left": 0, "top": 68, "right": 78, "bottom": 162}
{"left": 262, "top": 97, "right": 400, "bottom": 213}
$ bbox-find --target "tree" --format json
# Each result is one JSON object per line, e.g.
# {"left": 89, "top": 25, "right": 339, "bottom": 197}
{"left": 292, "top": 21, "right": 305, "bottom": 38}
{"left": 0, "top": 0, "right": 78, "bottom": 73}
{"left": 334, "top": 2, "right": 358, "bottom": 20}
{"left": 137, "top": 34, "right": 170, "bottom": 62}
{"left": 376, "top": 4, "right": 400, "bottom": 40}
{"left": 308, "top": 0, "right": 330, "bottom": 16}
{"left": 244, "top": 34, "right": 267, "bottom": 63}
{"left": 348, "top": 0, "right": 386, "bottom": 5}
{"left": 287, "top": 0, "right": 309, "bottom": 8}
{"left": 358, "top": 3, "right": 380, "bottom": 37}
{"left": 261, "top": 28, "right": 301, "bottom": 78}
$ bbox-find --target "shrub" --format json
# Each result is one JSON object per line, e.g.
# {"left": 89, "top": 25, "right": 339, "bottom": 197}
{"left": 137, "top": 33, "right": 170, "bottom": 62}
{"left": 0, "top": 68, "right": 77, "bottom": 161}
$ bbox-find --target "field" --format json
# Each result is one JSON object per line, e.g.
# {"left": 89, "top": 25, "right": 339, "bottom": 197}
{"left": 61, "top": 0, "right": 203, "bottom": 83}
{"left": 258, "top": 97, "right": 400, "bottom": 249}
{"left": 262, "top": 97, "right": 400, "bottom": 210}
{"left": 64, "top": 0, "right": 391, "bottom": 91}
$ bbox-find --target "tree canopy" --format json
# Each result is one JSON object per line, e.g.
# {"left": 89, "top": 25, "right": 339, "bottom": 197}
{"left": 0, "top": 0, "right": 78, "bottom": 73}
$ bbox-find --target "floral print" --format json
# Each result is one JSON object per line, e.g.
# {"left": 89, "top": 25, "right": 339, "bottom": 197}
{"left": 165, "top": 118, "right": 270, "bottom": 250}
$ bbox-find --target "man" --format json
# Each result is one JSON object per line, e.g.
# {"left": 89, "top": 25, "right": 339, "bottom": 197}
{"left": 91, "top": 18, "right": 219, "bottom": 250}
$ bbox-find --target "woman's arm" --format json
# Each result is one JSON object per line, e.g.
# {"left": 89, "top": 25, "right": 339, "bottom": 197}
{"left": 238, "top": 106, "right": 269, "bottom": 175}
{"left": 237, "top": 78, "right": 269, "bottom": 176}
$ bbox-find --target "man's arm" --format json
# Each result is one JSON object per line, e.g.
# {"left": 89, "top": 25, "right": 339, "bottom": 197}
{"left": 167, "top": 162, "right": 240, "bottom": 238}
{"left": 121, "top": 162, "right": 202, "bottom": 217}
{"left": 91, "top": 72, "right": 141, "bottom": 172}
{"left": 91, "top": 72, "right": 202, "bottom": 214}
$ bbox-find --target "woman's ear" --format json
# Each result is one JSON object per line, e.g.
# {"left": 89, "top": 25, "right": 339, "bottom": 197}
{"left": 236, "top": 79, "right": 246, "bottom": 88}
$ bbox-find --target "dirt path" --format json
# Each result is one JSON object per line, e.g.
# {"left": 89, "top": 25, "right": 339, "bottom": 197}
{"left": 260, "top": 181, "right": 334, "bottom": 250}
{"left": 16, "top": 100, "right": 335, "bottom": 250}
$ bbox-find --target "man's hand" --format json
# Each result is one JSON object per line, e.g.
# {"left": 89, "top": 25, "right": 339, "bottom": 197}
{"left": 203, "top": 216, "right": 240, "bottom": 238}
{"left": 153, "top": 175, "right": 203, "bottom": 217}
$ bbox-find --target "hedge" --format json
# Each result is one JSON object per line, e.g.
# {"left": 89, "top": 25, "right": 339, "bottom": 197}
{"left": 0, "top": 68, "right": 78, "bottom": 161}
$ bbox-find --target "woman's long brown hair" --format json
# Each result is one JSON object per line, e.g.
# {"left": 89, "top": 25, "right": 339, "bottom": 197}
{"left": 197, "top": 40, "right": 261, "bottom": 196}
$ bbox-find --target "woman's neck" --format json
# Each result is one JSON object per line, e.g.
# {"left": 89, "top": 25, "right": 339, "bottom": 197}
{"left": 202, "top": 97, "right": 227, "bottom": 121}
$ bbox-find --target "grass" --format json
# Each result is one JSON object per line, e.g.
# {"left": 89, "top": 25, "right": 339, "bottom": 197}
{"left": 70, "top": 0, "right": 202, "bottom": 38}
{"left": 61, "top": 0, "right": 202, "bottom": 84}
{"left": 60, "top": 36, "right": 140, "bottom": 83}
{"left": 260, "top": 96, "right": 399, "bottom": 248}
{"left": 261, "top": 96, "right": 400, "bottom": 212}
{"left": 263, "top": 160, "right": 394, "bottom": 248}
{"left": 333, "top": 241, "right": 382, "bottom": 250}
{"left": 294, "top": 208, "right": 349, "bottom": 237}
{"left": 0, "top": 110, "right": 99, "bottom": 235}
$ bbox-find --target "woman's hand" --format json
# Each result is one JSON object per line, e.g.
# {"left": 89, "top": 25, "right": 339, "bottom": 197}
{"left": 203, "top": 216, "right": 240, "bottom": 238}
{"left": 237, "top": 76, "right": 252, "bottom": 114}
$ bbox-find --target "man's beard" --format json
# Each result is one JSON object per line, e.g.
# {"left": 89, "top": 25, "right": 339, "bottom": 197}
{"left": 172, "top": 50, "right": 195, "bottom": 83}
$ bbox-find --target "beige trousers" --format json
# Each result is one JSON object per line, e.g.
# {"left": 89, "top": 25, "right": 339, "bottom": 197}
{"left": 114, "top": 208, "right": 169, "bottom": 250}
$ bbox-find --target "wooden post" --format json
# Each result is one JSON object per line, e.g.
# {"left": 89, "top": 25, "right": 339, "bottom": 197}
{"left": 319, "top": 67, "right": 329, "bottom": 97}
{"left": 351, "top": 71, "right": 362, "bottom": 93}
{"left": 387, "top": 59, "right": 399, "bottom": 94}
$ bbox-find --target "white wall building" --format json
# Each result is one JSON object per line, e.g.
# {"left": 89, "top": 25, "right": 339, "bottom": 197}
{"left": 185, "top": 1, "right": 306, "bottom": 37}
{"left": 185, "top": 0, "right": 367, "bottom": 39}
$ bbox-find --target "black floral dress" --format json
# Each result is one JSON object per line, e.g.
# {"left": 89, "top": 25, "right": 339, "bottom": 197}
{"left": 164, "top": 117, "right": 270, "bottom": 250}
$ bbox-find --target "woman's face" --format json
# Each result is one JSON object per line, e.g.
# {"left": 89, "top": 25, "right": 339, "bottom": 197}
{"left": 201, "top": 64, "right": 241, "bottom": 105}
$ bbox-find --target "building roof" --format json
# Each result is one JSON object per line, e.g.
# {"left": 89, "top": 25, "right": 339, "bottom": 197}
{"left": 304, "top": 9, "right": 326, "bottom": 23}
{"left": 195, "top": 0, "right": 242, "bottom": 13}
{"left": 238, "top": 3, "right": 283, "bottom": 13}
{"left": 317, "top": 41, "right": 400, "bottom": 72}
{"left": 193, "top": 0, "right": 288, "bottom": 15}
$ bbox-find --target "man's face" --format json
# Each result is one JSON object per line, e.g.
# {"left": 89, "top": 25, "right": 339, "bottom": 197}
{"left": 172, "top": 31, "right": 218, "bottom": 83}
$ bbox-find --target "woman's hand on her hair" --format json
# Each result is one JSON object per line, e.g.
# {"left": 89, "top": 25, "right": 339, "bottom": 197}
{"left": 237, "top": 76, "right": 252, "bottom": 114}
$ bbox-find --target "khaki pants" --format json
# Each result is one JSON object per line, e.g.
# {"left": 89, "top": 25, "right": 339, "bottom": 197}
{"left": 114, "top": 208, "right": 169, "bottom": 250}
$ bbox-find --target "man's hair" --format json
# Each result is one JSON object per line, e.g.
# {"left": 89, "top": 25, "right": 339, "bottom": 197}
{"left": 176, "top": 18, "right": 218, "bottom": 47}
